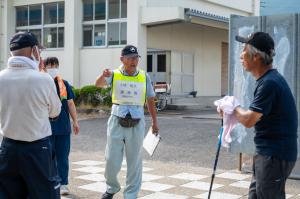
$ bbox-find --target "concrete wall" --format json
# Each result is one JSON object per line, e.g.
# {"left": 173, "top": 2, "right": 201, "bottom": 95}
{"left": 1, "top": 0, "right": 15, "bottom": 70}
{"left": 147, "top": 23, "right": 228, "bottom": 96}
{"left": 13, "top": 0, "right": 64, "bottom": 6}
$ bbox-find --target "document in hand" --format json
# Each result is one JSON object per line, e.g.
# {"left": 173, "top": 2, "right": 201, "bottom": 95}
{"left": 143, "top": 127, "right": 161, "bottom": 156}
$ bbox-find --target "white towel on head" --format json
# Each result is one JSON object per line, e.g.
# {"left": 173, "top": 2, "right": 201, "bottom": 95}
{"left": 214, "top": 96, "right": 240, "bottom": 148}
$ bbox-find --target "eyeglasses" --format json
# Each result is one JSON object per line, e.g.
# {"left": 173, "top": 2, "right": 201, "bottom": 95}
{"left": 124, "top": 56, "right": 140, "bottom": 61}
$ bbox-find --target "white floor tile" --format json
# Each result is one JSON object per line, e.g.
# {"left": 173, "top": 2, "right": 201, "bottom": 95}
{"left": 78, "top": 182, "right": 107, "bottom": 193}
{"left": 181, "top": 181, "right": 223, "bottom": 191}
{"left": 194, "top": 191, "right": 241, "bottom": 199}
{"left": 142, "top": 173, "right": 164, "bottom": 182}
{"left": 121, "top": 167, "right": 154, "bottom": 172}
{"left": 139, "top": 192, "right": 188, "bottom": 199}
{"left": 72, "top": 160, "right": 104, "bottom": 166}
{"left": 216, "top": 172, "right": 250, "bottom": 180}
{"left": 73, "top": 166, "right": 105, "bottom": 174}
{"left": 229, "top": 180, "right": 251, "bottom": 189}
{"left": 141, "top": 182, "right": 175, "bottom": 192}
{"left": 75, "top": 173, "right": 105, "bottom": 182}
{"left": 143, "top": 167, "right": 154, "bottom": 172}
{"left": 169, "top": 173, "right": 208, "bottom": 181}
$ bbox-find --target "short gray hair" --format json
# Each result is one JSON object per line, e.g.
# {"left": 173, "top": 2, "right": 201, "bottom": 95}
{"left": 247, "top": 44, "right": 275, "bottom": 65}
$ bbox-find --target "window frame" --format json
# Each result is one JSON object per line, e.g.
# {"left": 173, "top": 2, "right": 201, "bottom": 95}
{"left": 15, "top": 2, "right": 65, "bottom": 49}
{"left": 82, "top": 0, "right": 127, "bottom": 48}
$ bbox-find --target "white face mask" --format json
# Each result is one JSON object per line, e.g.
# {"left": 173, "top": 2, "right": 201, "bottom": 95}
{"left": 47, "top": 68, "right": 59, "bottom": 79}
{"left": 31, "top": 46, "right": 41, "bottom": 69}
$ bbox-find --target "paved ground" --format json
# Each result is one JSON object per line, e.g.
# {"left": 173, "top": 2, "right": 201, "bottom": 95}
{"left": 1, "top": 110, "right": 300, "bottom": 198}
{"left": 62, "top": 110, "right": 300, "bottom": 198}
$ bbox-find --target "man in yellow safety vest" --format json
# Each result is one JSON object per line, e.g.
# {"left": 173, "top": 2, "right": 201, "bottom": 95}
{"left": 95, "top": 45, "right": 159, "bottom": 199}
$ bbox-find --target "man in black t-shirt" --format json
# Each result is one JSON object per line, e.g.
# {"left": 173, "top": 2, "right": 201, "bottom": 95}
{"left": 225, "top": 32, "right": 298, "bottom": 199}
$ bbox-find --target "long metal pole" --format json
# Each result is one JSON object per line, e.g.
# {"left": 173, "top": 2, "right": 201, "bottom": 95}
{"left": 208, "top": 120, "right": 223, "bottom": 199}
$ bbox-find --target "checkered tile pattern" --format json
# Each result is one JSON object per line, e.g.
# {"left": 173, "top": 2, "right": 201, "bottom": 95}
{"left": 63, "top": 159, "right": 298, "bottom": 199}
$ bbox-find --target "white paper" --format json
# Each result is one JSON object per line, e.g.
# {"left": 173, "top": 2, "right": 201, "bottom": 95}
{"left": 143, "top": 127, "right": 161, "bottom": 156}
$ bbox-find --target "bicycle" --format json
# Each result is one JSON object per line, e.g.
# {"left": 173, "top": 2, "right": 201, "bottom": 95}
{"left": 154, "top": 83, "right": 170, "bottom": 111}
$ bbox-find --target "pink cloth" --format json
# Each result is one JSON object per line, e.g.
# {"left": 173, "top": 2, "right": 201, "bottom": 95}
{"left": 214, "top": 96, "right": 240, "bottom": 148}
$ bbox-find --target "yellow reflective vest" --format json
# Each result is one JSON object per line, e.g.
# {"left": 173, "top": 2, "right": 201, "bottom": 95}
{"left": 111, "top": 68, "right": 146, "bottom": 106}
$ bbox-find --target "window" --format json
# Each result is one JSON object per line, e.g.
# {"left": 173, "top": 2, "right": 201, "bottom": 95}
{"left": 83, "top": 0, "right": 93, "bottom": 21}
{"left": 29, "top": 5, "right": 41, "bottom": 25}
{"left": 82, "top": 0, "right": 127, "bottom": 47}
{"left": 95, "top": 0, "right": 106, "bottom": 20}
{"left": 15, "top": 2, "right": 65, "bottom": 48}
{"left": 94, "top": 24, "right": 106, "bottom": 46}
{"left": 109, "top": 0, "right": 119, "bottom": 19}
{"left": 108, "top": 22, "right": 119, "bottom": 45}
{"left": 157, "top": 55, "right": 166, "bottom": 72}
{"left": 16, "top": 6, "right": 28, "bottom": 27}
{"left": 30, "top": 29, "right": 42, "bottom": 45}
{"left": 147, "top": 55, "right": 153, "bottom": 72}
{"left": 120, "top": 22, "right": 127, "bottom": 45}
{"left": 44, "top": 3, "right": 57, "bottom": 24}
{"left": 83, "top": 25, "right": 93, "bottom": 46}
{"left": 44, "top": 27, "right": 57, "bottom": 48}
{"left": 58, "top": 2, "right": 64, "bottom": 23}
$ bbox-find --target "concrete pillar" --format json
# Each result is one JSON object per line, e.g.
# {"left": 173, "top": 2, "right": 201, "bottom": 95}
{"left": 253, "top": 0, "right": 260, "bottom": 16}
{"left": 1, "top": 0, "right": 15, "bottom": 70}
{"left": 127, "top": 0, "right": 147, "bottom": 70}
{"left": 64, "top": 0, "right": 81, "bottom": 87}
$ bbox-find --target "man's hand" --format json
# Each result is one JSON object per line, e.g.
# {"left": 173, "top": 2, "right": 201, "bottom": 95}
{"left": 103, "top": 69, "right": 112, "bottom": 77}
{"left": 96, "top": 69, "right": 112, "bottom": 87}
{"left": 152, "top": 121, "right": 159, "bottom": 135}
{"left": 39, "top": 59, "right": 46, "bottom": 72}
{"left": 73, "top": 121, "right": 80, "bottom": 135}
{"left": 217, "top": 107, "right": 224, "bottom": 118}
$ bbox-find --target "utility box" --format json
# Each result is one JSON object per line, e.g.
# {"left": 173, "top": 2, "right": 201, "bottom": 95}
{"left": 229, "top": 14, "right": 300, "bottom": 179}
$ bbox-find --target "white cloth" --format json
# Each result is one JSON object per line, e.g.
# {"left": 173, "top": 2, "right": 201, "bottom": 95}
{"left": 7, "top": 56, "right": 39, "bottom": 71}
{"left": 0, "top": 56, "right": 61, "bottom": 141}
{"left": 214, "top": 96, "right": 240, "bottom": 148}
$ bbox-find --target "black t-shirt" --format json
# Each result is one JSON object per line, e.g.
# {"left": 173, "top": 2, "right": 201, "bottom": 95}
{"left": 249, "top": 69, "right": 298, "bottom": 161}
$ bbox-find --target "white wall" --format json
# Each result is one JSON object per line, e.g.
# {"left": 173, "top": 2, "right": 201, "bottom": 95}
{"left": 79, "top": 48, "right": 123, "bottom": 87}
{"left": 147, "top": 23, "right": 228, "bottom": 96}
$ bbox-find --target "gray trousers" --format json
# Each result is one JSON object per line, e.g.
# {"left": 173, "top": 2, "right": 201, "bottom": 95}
{"left": 104, "top": 115, "right": 145, "bottom": 199}
{"left": 248, "top": 154, "right": 295, "bottom": 199}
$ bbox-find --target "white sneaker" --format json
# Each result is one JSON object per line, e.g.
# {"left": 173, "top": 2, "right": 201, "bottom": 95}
{"left": 60, "top": 185, "right": 70, "bottom": 195}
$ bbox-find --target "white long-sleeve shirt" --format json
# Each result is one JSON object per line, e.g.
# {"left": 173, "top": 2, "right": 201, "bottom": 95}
{"left": 0, "top": 57, "right": 61, "bottom": 142}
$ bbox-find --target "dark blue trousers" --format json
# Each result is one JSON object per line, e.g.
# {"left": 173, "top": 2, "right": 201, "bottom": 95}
{"left": 50, "top": 134, "right": 71, "bottom": 185}
{"left": 0, "top": 137, "right": 60, "bottom": 199}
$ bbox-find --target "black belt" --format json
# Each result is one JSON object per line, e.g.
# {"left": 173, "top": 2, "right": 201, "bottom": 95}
{"left": 118, "top": 113, "right": 140, "bottom": 128}
{"left": 2, "top": 136, "right": 50, "bottom": 144}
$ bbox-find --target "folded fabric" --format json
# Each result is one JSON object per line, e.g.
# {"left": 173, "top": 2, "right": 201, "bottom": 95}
{"left": 214, "top": 96, "right": 240, "bottom": 148}
{"left": 56, "top": 75, "right": 67, "bottom": 101}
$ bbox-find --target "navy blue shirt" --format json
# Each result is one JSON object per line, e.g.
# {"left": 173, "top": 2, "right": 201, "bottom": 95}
{"left": 50, "top": 80, "right": 75, "bottom": 135}
{"left": 249, "top": 69, "right": 298, "bottom": 161}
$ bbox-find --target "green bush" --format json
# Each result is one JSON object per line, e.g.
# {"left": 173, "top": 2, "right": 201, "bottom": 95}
{"left": 72, "top": 85, "right": 112, "bottom": 107}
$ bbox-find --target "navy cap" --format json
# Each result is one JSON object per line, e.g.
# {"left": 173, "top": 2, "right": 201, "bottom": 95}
{"left": 235, "top": 32, "right": 275, "bottom": 56}
{"left": 10, "top": 31, "right": 42, "bottom": 51}
{"left": 121, "top": 45, "right": 140, "bottom": 57}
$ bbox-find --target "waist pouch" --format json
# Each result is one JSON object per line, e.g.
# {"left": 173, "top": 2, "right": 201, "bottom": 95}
{"left": 119, "top": 114, "right": 140, "bottom": 128}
